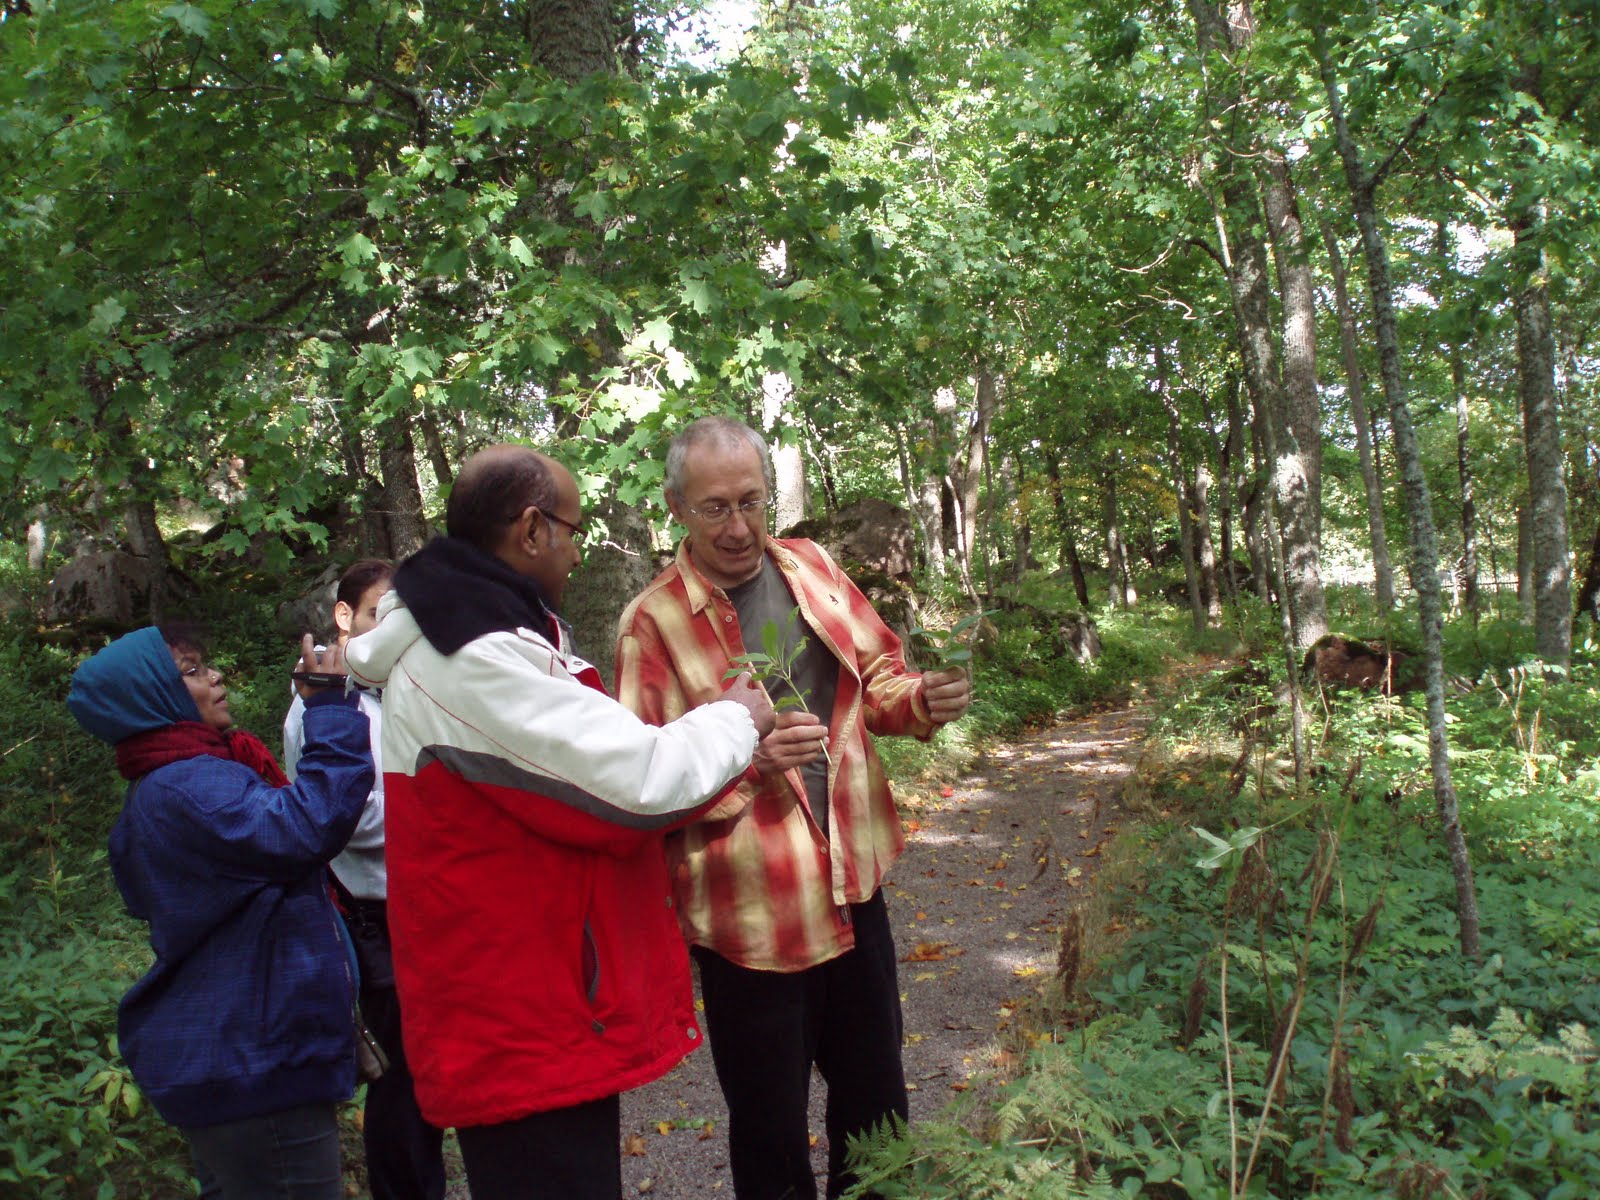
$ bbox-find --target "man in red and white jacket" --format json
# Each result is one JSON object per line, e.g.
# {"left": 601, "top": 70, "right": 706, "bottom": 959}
{"left": 346, "top": 445, "right": 774, "bottom": 1200}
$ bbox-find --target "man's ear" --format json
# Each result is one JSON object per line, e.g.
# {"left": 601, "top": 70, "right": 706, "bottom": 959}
{"left": 664, "top": 489, "right": 685, "bottom": 523}
{"left": 511, "top": 505, "right": 543, "bottom": 556}
{"left": 333, "top": 600, "right": 354, "bottom": 637}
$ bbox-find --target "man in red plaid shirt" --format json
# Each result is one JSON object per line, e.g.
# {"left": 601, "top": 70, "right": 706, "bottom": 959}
{"left": 616, "top": 416, "right": 971, "bottom": 1199}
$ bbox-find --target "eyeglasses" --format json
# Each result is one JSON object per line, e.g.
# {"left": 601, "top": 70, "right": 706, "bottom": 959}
{"left": 683, "top": 498, "right": 769, "bottom": 525}
{"left": 542, "top": 510, "right": 587, "bottom": 547}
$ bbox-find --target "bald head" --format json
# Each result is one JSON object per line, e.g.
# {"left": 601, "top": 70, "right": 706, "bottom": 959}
{"left": 447, "top": 445, "right": 563, "bottom": 554}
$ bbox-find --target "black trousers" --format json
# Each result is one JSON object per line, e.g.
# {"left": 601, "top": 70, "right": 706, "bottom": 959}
{"left": 360, "top": 983, "right": 446, "bottom": 1200}
{"left": 693, "top": 890, "right": 908, "bottom": 1200}
{"left": 342, "top": 896, "right": 446, "bottom": 1200}
{"left": 456, "top": 1093, "right": 621, "bottom": 1200}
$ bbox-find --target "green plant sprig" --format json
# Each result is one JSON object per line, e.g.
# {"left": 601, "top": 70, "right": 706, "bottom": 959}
{"left": 724, "top": 611, "right": 831, "bottom": 767}
{"left": 910, "top": 609, "right": 995, "bottom": 671}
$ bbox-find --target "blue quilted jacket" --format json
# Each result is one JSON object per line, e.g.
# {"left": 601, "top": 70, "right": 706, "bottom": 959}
{"left": 109, "top": 700, "right": 373, "bottom": 1128}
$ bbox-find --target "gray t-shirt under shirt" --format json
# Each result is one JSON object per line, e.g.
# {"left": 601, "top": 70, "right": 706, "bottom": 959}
{"left": 726, "top": 556, "right": 839, "bottom": 838}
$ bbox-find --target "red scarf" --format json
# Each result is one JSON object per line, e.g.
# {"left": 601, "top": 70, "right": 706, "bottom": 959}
{"left": 116, "top": 721, "right": 290, "bottom": 787}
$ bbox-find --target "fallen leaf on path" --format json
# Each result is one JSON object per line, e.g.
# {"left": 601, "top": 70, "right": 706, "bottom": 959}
{"left": 638, "top": 1179, "right": 654, "bottom": 1193}
{"left": 903, "top": 941, "right": 962, "bottom": 962}
{"left": 1012, "top": 965, "right": 1040, "bottom": 978}
{"left": 656, "top": 1121, "right": 672, "bottom": 1135}
{"left": 913, "top": 970, "right": 938, "bottom": 981}
{"left": 940, "top": 786, "right": 955, "bottom": 798}
{"left": 949, "top": 1081, "right": 970, "bottom": 1092}
{"left": 624, "top": 1134, "right": 648, "bottom": 1157}
{"left": 698, "top": 1123, "right": 715, "bottom": 1141}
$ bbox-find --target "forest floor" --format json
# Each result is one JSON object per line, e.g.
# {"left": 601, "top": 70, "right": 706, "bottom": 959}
{"left": 600, "top": 680, "right": 1163, "bottom": 1199}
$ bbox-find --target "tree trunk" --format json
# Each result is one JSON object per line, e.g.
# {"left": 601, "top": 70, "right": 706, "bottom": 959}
{"left": 1192, "top": 0, "right": 1325, "bottom": 647}
{"left": 763, "top": 374, "right": 807, "bottom": 532}
{"left": 804, "top": 412, "right": 840, "bottom": 515}
{"left": 377, "top": 415, "right": 429, "bottom": 559}
{"left": 1436, "top": 221, "right": 1479, "bottom": 624}
{"left": 526, "top": 0, "right": 623, "bottom": 79}
{"left": 1453, "top": 351, "right": 1480, "bottom": 624}
{"left": 417, "top": 411, "right": 455, "bottom": 492}
{"left": 954, "top": 372, "right": 998, "bottom": 571}
{"left": 1321, "top": 217, "right": 1396, "bottom": 609}
{"left": 1194, "top": 461, "right": 1222, "bottom": 624}
{"left": 1517, "top": 497, "right": 1536, "bottom": 618}
{"left": 1318, "top": 25, "right": 1479, "bottom": 957}
{"left": 760, "top": 239, "right": 807, "bottom": 533}
{"left": 1207, "top": 382, "right": 1241, "bottom": 608}
{"left": 947, "top": 473, "right": 981, "bottom": 605}
{"left": 1261, "top": 151, "right": 1323, "bottom": 545}
{"left": 899, "top": 423, "right": 945, "bottom": 581}
{"left": 1575, "top": 512, "right": 1600, "bottom": 625}
{"left": 1233, "top": 382, "right": 1270, "bottom": 600}
{"left": 27, "top": 508, "right": 47, "bottom": 571}
{"left": 1158, "top": 345, "right": 1206, "bottom": 632}
{"left": 1513, "top": 203, "right": 1572, "bottom": 666}
{"left": 1049, "top": 455, "right": 1092, "bottom": 607}
{"left": 566, "top": 496, "right": 652, "bottom": 680}
{"left": 1103, "top": 464, "right": 1133, "bottom": 608}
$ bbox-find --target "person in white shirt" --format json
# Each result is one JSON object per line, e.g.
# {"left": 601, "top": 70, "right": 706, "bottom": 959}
{"left": 285, "top": 559, "right": 445, "bottom": 1200}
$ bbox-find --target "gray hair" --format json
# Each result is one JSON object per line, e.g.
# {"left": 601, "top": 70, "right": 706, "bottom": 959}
{"left": 664, "top": 416, "right": 774, "bottom": 498}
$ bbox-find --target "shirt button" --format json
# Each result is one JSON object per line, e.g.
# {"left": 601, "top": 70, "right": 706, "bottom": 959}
{"left": 724, "top": 615, "right": 733, "bottom": 623}
{"left": 687, "top": 1027, "right": 699, "bottom": 1040}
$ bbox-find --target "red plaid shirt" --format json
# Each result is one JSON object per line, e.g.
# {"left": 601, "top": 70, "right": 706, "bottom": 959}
{"left": 616, "top": 537, "right": 936, "bottom": 972}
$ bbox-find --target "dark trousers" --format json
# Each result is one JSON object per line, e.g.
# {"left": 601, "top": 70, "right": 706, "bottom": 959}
{"left": 341, "top": 895, "right": 447, "bottom": 1200}
{"left": 456, "top": 1093, "right": 622, "bottom": 1200}
{"left": 361, "top": 982, "right": 446, "bottom": 1200}
{"left": 693, "top": 890, "right": 908, "bottom": 1200}
{"left": 187, "top": 1102, "right": 342, "bottom": 1200}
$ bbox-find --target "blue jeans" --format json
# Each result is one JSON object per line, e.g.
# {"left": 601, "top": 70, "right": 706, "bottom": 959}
{"left": 184, "top": 1102, "right": 342, "bottom": 1200}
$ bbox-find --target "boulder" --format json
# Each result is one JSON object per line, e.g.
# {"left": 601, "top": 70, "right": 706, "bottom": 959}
{"left": 1057, "top": 611, "right": 1102, "bottom": 663}
{"left": 277, "top": 563, "right": 342, "bottom": 639}
{"left": 783, "top": 497, "right": 917, "bottom": 583}
{"left": 1303, "top": 634, "right": 1420, "bottom": 694}
{"left": 44, "top": 551, "right": 163, "bottom": 629}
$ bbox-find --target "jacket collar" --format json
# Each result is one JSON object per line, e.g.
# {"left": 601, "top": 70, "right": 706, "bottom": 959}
{"left": 675, "top": 537, "right": 799, "bottom": 614}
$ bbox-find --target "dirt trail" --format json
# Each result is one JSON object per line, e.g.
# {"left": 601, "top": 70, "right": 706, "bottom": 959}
{"left": 611, "top": 695, "right": 1154, "bottom": 1197}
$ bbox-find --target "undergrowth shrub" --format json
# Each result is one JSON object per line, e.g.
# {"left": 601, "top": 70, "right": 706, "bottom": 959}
{"left": 849, "top": 633, "right": 1600, "bottom": 1199}
{"left": 0, "top": 866, "right": 193, "bottom": 1198}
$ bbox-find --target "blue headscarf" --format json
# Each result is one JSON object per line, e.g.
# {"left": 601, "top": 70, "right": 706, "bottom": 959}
{"left": 67, "top": 627, "right": 202, "bottom": 745}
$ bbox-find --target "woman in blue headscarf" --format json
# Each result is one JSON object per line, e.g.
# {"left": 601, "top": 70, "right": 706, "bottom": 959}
{"left": 68, "top": 624, "right": 373, "bottom": 1200}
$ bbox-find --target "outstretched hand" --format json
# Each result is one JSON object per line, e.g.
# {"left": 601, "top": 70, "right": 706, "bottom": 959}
{"left": 922, "top": 666, "right": 971, "bottom": 725}
{"left": 292, "top": 634, "right": 348, "bottom": 701}
{"left": 721, "top": 670, "right": 777, "bottom": 740}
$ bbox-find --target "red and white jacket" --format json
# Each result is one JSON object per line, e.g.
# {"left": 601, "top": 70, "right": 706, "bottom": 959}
{"left": 346, "top": 593, "right": 759, "bottom": 1129}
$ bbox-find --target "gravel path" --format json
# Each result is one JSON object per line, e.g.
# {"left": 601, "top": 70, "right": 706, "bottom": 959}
{"left": 609, "top": 697, "right": 1152, "bottom": 1198}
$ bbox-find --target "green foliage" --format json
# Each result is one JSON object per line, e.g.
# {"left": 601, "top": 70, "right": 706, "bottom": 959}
{"left": 0, "top": 867, "right": 192, "bottom": 1198}
{"left": 854, "top": 634, "right": 1600, "bottom": 1198}
{"left": 909, "top": 609, "right": 994, "bottom": 671}
{"left": 725, "top": 611, "right": 814, "bottom": 714}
